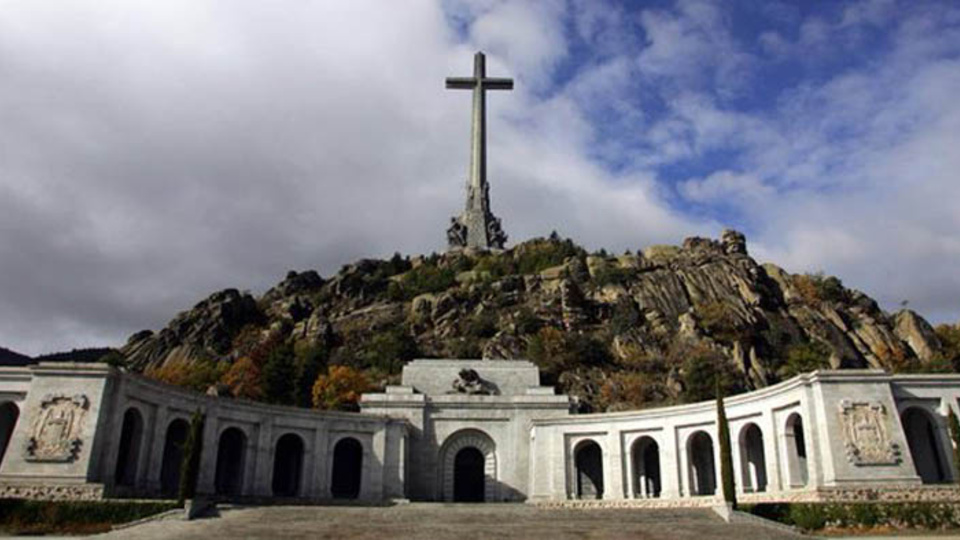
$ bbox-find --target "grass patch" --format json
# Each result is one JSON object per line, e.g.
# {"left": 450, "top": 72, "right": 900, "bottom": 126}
{"left": 0, "top": 499, "right": 181, "bottom": 535}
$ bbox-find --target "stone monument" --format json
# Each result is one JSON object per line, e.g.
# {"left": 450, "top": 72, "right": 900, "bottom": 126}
{"left": 445, "top": 51, "right": 511, "bottom": 250}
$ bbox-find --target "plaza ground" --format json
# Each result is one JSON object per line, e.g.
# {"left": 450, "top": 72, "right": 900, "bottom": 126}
{"left": 89, "top": 503, "right": 796, "bottom": 540}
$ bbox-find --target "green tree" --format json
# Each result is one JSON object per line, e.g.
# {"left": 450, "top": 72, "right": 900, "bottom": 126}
{"left": 610, "top": 297, "right": 640, "bottom": 335}
{"left": 678, "top": 343, "right": 740, "bottom": 403}
{"left": 778, "top": 341, "right": 832, "bottom": 379}
{"left": 293, "top": 345, "right": 329, "bottom": 408}
{"left": 360, "top": 327, "right": 420, "bottom": 374}
{"left": 261, "top": 341, "right": 296, "bottom": 405}
{"left": 948, "top": 408, "right": 960, "bottom": 484}
{"left": 717, "top": 384, "right": 736, "bottom": 507}
{"left": 178, "top": 409, "right": 205, "bottom": 504}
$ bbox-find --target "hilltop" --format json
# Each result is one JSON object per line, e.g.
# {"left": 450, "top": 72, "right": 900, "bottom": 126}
{"left": 117, "top": 231, "right": 957, "bottom": 411}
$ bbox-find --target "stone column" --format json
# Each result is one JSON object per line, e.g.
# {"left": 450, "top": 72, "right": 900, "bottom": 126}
{"left": 661, "top": 426, "right": 682, "bottom": 499}
{"left": 144, "top": 407, "right": 169, "bottom": 493}
{"left": 605, "top": 430, "right": 623, "bottom": 500}
{"left": 253, "top": 421, "right": 273, "bottom": 496}
{"left": 196, "top": 414, "right": 219, "bottom": 495}
{"left": 311, "top": 424, "right": 329, "bottom": 498}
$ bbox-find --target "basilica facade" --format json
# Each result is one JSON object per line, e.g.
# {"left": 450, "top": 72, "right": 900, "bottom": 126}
{"left": 0, "top": 359, "right": 959, "bottom": 505}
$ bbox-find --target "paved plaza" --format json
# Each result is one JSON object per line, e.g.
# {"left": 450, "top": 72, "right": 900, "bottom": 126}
{"left": 89, "top": 503, "right": 806, "bottom": 540}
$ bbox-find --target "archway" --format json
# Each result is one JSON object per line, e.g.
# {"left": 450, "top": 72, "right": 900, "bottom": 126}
{"left": 453, "top": 447, "right": 485, "bottom": 502}
{"left": 439, "top": 429, "right": 497, "bottom": 502}
{"left": 215, "top": 427, "right": 247, "bottom": 496}
{"left": 901, "top": 407, "right": 949, "bottom": 484}
{"left": 631, "top": 437, "right": 660, "bottom": 498}
{"left": 272, "top": 433, "right": 305, "bottom": 497}
{"left": 160, "top": 418, "right": 189, "bottom": 496}
{"left": 785, "top": 413, "right": 808, "bottom": 487}
{"left": 331, "top": 437, "right": 363, "bottom": 499}
{"left": 739, "top": 423, "right": 767, "bottom": 493}
{"left": 114, "top": 408, "right": 144, "bottom": 487}
{"left": 0, "top": 402, "right": 20, "bottom": 468}
{"left": 688, "top": 431, "right": 716, "bottom": 496}
{"left": 575, "top": 440, "right": 604, "bottom": 500}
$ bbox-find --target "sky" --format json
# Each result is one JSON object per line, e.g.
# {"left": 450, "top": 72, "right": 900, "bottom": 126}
{"left": 1, "top": 0, "right": 959, "bottom": 356}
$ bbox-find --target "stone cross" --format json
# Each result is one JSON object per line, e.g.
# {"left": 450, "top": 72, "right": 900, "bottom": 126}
{"left": 445, "top": 52, "right": 512, "bottom": 250}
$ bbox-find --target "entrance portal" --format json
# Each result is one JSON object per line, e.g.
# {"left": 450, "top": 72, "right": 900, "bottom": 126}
{"left": 453, "top": 447, "right": 485, "bottom": 502}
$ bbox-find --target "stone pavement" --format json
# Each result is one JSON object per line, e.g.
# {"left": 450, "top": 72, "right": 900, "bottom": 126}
{"left": 86, "top": 503, "right": 808, "bottom": 540}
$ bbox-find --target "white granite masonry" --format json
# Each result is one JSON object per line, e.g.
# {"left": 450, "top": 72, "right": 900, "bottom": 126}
{"left": 0, "top": 360, "right": 959, "bottom": 505}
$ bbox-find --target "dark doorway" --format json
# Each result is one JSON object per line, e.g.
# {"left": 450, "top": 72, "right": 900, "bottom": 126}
{"left": 160, "top": 419, "right": 189, "bottom": 496}
{"left": 331, "top": 437, "right": 362, "bottom": 499}
{"left": 575, "top": 441, "right": 604, "bottom": 500}
{"left": 632, "top": 437, "right": 660, "bottom": 498}
{"left": 688, "top": 431, "right": 716, "bottom": 496}
{"left": 215, "top": 428, "right": 246, "bottom": 496}
{"left": 0, "top": 402, "right": 20, "bottom": 468}
{"left": 272, "top": 433, "right": 305, "bottom": 497}
{"left": 902, "top": 407, "right": 949, "bottom": 483}
{"left": 114, "top": 408, "right": 144, "bottom": 487}
{"left": 453, "top": 447, "right": 485, "bottom": 502}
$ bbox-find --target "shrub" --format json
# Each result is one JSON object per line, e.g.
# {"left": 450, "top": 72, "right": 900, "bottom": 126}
{"left": 394, "top": 264, "right": 457, "bottom": 299}
{"left": 794, "top": 272, "right": 847, "bottom": 305}
{"left": 465, "top": 311, "right": 499, "bottom": 339}
{"left": 515, "top": 237, "right": 586, "bottom": 275}
{"left": 675, "top": 342, "right": 741, "bottom": 403}
{"left": 312, "top": 365, "right": 373, "bottom": 411}
{"left": 592, "top": 265, "right": 633, "bottom": 287}
{"left": 221, "top": 356, "right": 263, "bottom": 400}
{"left": 778, "top": 341, "right": 832, "bottom": 379}
{"left": 0, "top": 500, "right": 180, "bottom": 535}
{"left": 514, "top": 307, "right": 542, "bottom": 335}
{"left": 610, "top": 297, "right": 640, "bottom": 335}
{"left": 358, "top": 327, "right": 419, "bottom": 374}
{"left": 293, "top": 344, "right": 329, "bottom": 407}
{"left": 144, "top": 357, "right": 226, "bottom": 393}
{"left": 526, "top": 327, "right": 612, "bottom": 383}
{"left": 696, "top": 301, "right": 743, "bottom": 343}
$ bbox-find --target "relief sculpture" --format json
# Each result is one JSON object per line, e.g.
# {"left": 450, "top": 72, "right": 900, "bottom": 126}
{"left": 25, "top": 394, "right": 89, "bottom": 462}
{"left": 838, "top": 399, "right": 901, "bottom": 466}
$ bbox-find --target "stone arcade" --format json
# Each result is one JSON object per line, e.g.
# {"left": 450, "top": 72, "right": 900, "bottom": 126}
{"left": 2, "top": 360, "right": 960, "bottom": 505}
{"left": 2, "top": 53, "right": 960, "bottom": 506}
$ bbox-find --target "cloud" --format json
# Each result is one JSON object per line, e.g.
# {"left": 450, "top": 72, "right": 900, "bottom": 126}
{"left": 2, "top": 0, "right": 959, "bottom": 356}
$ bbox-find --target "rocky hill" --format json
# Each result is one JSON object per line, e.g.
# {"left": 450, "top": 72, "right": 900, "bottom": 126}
{"left": 0, "top": 347, "right": 32, "bottom": 367}
{"left": 118, "top": 231, "right": 953, "bottom": 411}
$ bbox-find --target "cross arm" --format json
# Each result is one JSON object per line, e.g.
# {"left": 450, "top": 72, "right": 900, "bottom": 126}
{"left": 446, "top": 77, "right": 476, "bottom": 89}
{"left": 482, "top": 78, "right": 513, "bottom": 90}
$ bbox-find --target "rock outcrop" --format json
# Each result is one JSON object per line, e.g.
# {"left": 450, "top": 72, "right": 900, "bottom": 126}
{"left": 119, "top": 231, "right": 948, "bottom": 410}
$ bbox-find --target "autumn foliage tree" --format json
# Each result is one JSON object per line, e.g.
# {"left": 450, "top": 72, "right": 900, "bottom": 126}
{"left": 311, "top": 365, "right": 373, "bottom": 411}
{"left": 221, "top": 356, "right": 263, "bottom": 400}
{"left": 144, "top": 357, "right": 225, "bottom": 392}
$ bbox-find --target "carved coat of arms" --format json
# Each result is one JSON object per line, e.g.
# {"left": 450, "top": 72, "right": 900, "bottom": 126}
{"left": 25, "top": 394, "right": 89, "bottom": 462}
{"left": 838, "top": 399, "right": 900, "bottom": 466}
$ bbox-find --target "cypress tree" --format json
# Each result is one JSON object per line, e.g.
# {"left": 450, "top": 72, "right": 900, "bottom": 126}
{"left": 947, "top": 407, "right": 960, "bottom": 483}
{"left": 178, "top": 409, "right": 205, "bottom": 504}
{"left": 717, "top": 378, "right": 736, "bottom": 506}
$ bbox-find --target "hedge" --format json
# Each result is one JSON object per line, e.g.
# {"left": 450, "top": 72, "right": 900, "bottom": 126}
{"left": 745, "top": 502, "right": 960, "bottom": 531}
{"left": 0, "top": 499, "right": 180, "bottom": 534}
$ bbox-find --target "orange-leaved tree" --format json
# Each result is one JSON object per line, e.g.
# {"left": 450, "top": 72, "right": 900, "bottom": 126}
{"left": 221, "top": 356, "right": 263, "bottom": 400}
{"left": 311, "top": 365, "right": 373, "bottom": 411}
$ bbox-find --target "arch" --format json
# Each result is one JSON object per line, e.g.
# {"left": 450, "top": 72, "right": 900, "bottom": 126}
{"left": 901, "top": 407, "right": 950, "bottom": 484}
{"left": 574, "top": 440, "right": 604, "bottom": 500}
{"left": 631, "top": 436, "right": 660, "bottom": 498}
{"left": 272, "top": 433, "right": 305, "bottom": 497}
{"left": 215, "top": 427, "right": 247, "bottom": 496}
{"left": 160, "top": 418, "right": 189, "bottom": 496}
{"left": 0, "top": 402, "right": 20, "bottom": 468}
{"left": 785, "top": 413, "right": 808, "bottom": 487}
{"left": 453, "top": 447, "right": 485, "bottom": 502}
{"left": 331, "top": 437, "right": 363, "bottom": 499}
{"left": 114, "top": 407, "right": 144, "bottom": 487}
{"left": 738, "top": 423, "right": 767, "bottom": 493}
{"left": 687, "top": 431, "right": 716, "bottom": 496}
{"left": 439, "top": 429, "right": 497, "bottom": 502}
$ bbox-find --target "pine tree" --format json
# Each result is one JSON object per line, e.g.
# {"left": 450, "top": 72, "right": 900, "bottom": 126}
{"left": 717, "top": 378, "right": 736, "bottom": 507}
{"left": 178, "top": 409, "right": 205, "bottom": 504}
